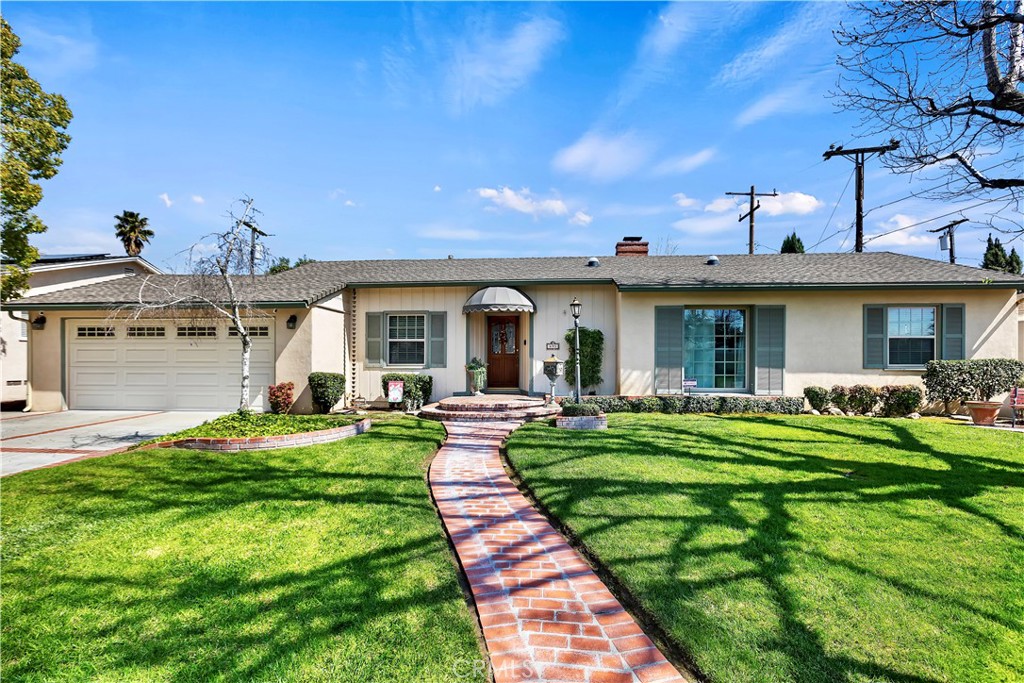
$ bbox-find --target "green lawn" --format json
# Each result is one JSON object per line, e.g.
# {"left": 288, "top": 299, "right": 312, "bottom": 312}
{"left": 506, "top": 414, "right": 1024, "bottom": 683}
{"left": 2, "top": 417, "right": 486, "bottom": 683}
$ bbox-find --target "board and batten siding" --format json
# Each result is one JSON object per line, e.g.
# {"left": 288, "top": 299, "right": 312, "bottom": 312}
{"left": 618, "top": 287, "right": 1020, "bottom": 397}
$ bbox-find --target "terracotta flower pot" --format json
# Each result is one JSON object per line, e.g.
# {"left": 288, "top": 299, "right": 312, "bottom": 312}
{"left": 965, "top": 400, "right": 1002, "bottom": 426}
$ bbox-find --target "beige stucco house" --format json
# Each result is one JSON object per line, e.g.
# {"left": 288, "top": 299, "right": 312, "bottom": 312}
{"left": 1, "top": 253, "right": 161, "bottom": 405}
{"left": 5, "top": 238, "right": 1024, "bottom": 414}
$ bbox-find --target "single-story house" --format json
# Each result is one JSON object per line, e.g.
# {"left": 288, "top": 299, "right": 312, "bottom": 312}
{"left": 5, "top": 238, "right": 1024, "bottom": 413}
{"left": 1, "top": 253, "right": 162, "bottom": 405}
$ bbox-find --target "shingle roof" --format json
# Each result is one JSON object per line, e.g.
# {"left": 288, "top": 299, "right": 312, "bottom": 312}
{"left": 5, "top": 252, "right": 1022, "bottom": 310}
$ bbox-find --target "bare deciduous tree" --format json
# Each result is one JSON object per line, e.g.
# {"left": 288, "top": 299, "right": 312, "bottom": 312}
{"left": 834, "top": 0, "right": 1024, "bottom": 230}
{"left": 117, "top": 197, "right": 273, "bottom": 412}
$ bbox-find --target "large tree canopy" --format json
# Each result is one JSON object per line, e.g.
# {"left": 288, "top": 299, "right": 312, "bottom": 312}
{"left": 835, "top": 1, "right": 1023, "bottom": 228}
{"left": 1, "top": 18, "right": 73, "bottom": 301}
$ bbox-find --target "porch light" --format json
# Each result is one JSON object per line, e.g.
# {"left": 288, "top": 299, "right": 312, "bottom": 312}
{"left": 31, "top": 315, "right": 46, "bottom": 330}
{"left": 286, "top": 314, "right": 297, "bottom": 329}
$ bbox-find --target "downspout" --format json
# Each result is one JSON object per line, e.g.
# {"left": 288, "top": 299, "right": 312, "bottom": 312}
{"left": 7, "top": 310, "right": 33, "bottom": 411}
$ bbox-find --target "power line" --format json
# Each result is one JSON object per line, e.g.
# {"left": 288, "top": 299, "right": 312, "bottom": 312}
{"left": 857, "top": 194, "right": 1014, "bottom": 249}
{"left": 811, "top": 167, "right": 855, "bottom": 252}
{"left": 822, "top": 139, "right": 900, "bottom": 252}
{"left": 862, "top": 161, "right": 1012, "bottom": 217}
{"left": 724, "top": 185, "right": 778, "bottom": 254}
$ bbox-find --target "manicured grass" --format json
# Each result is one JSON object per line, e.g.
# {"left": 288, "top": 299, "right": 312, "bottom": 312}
{"left": 2, "top": 417, "right": 487, "bottom": 683}
{"left": 149, "top": 410, "right": 365, "bottom": 441}
{"left": 506, "top": 414, "right": 1024, "bottom": 683}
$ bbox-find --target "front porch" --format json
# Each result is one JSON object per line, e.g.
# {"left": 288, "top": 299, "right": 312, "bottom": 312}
{"left": 420, "top": 394, "right": 560, "bottom": 422}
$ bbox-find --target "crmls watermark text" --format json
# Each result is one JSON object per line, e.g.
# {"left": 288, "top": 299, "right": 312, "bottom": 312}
{"left": 452, "top": 657, "right": 537, "bottom": 680}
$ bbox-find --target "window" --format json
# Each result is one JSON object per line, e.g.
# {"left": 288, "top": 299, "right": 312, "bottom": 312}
{"left": 19, "top": 320, "right": 27, "bottom": 341}
{"left": 228, "top": 326, "right": 270, "bottom": 337}
{"left": 177, "top": 326, "right": 217, "bottom": 338}
{"left": 77, "top": 326, "right": 115, "bottom": 338}
{"left": 887, "top": 307, "right": 936, "bottom": 366}
{"left": 684, "top": 309, "right": 747, "bottom": 389}
{"left": 127, "top": 326, "right": 166, "bottom": 338}
{"left": 387, "top": 314, "right": 426, "bottom": 365}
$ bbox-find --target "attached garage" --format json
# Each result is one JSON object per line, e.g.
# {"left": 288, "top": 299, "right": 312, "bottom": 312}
{"left": 67, "top": 320, "right": 274, "bottom": 411}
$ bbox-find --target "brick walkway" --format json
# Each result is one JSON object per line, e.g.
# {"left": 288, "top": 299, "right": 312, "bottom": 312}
{"left": 430, "top": 421, "right": 690, "bottom": 683}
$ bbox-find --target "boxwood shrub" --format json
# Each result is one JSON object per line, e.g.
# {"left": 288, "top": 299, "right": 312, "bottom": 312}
{"left": 567, "top": 395, "right": 803, "bottom": 415}
{"left": 830, "top": 385, "right": 851, "bottom": 412}
{"left": 803, "top": 386, "right": 830, "bottom": 412}
{"left": 878, "top": 384, "right": 923, "bottom": 417}
{"left": 847, "top": 384, "right": 879, "bottom": 414}
{"left": 923, "top": 358, "right": 1024, "bottom": 406}
{"left": 380, "top": 373, "right": 434, "bottom": 410}
{"left": 560, "top": 403, "right": 603, "bottom": 417}
{"left": 307, "top": 372, "right": 345, "bottom": 414}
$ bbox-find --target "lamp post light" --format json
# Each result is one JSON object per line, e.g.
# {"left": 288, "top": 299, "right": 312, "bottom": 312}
{"left": 570, "top": 297, "right": 582, "bottom": 403}
{"left": 542, "top": 354, "right": 565, "bottom": 405}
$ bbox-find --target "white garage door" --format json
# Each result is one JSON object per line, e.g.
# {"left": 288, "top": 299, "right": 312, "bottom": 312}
{"left": 68, "top": 320, "right": 275, "bottom": 411}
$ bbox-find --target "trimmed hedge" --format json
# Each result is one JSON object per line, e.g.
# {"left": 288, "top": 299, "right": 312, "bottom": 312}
{"left": 560, "top": 403, "right": 603, "bottom": 417}
{"left": 803, "top": 386, "right": 830, "bottom": 412}
{"left": 830, "top": 385, "right": 851, "bottom": 412}
{"left": 563, "top": 395, "right": 804, "bottom": 415}
{"left": 380, "top": 373, "right": 434, "bottom": 410}
{"left": 307, "top": 372, "right": 345, "bottom": 414}
{"left": 878, "top": 384, "right": 923, "bottom": 417}
{"left": 923, "top": 358, "right": 1024, "bottom": 406}
{"left": 848, "top": 385, "right": 879, "bottom": 414}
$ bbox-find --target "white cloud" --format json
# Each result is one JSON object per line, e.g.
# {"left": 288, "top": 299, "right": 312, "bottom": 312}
{"left": 15, "top": 20, "right": 98, "bottom": 81}
{"left": 434, "top": 185, "right": 442, "bottom": 192}
{"left": 191, "top": 195, "right": 205, "bottom": 205}
{"left": 158, "top": 193, "right": 173, "bottom": 208}
{"left": 569, "top": 211, "right": 593, "bottom": 227}
{"left": 654, "top": 147, "right": 717, "bottom": 175}
{"left": 863, "top": 214, "right": 935, "bottom": 248}
{"left": 759, "top": 192, "right": 824, "bottom": 216}
{"left": 601, "top": 203, "right": 675, "bottom": 217}
{"left": 190, "top": 242, "right": 220, "bottom": 256}
{"left": 673, "top": 193, "right": 699, "bottom": 209}
{"left": 475, "top": 187, "right": 568, "bottom": 217}
{"left": 416, "top": 225, "right": 483, "bottom": 241}
{"left": 552, "top": 130, "right": 653, "bottom": 182}
{"left": 704, "top": 197, "right": 739, "bottom": 213}
{"left": 672, "top": 213, "right": 740, "bottom": 237}
{"left": 716, "top": 3, "right": 843, "bottom": 85}
{"left": 734, "top": 83, "right": 818, "bottom": 128}
{"left": 344, "top": 200, "right": 356, "bottom": 207}
{"left": 447, "top": 15, "right": 565, "bottom": 114}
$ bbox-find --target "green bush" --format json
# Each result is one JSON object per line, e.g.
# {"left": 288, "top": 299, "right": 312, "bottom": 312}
{"left": 803, "top": 386, "right": 830, "bottom": 412}
{"left": 923, "top": 359, "right": 1024, "bottom": 405}
{"left": 848, "top": 385, "right": 879, "bottom": 414}
{"left": 307, "top": 372, "right": 345, "bottom": 413}
{"left": 564, "top": 327, "right": 604, "bottom": 391}
{"left": 630, "top": 396, "right": 662, "bottom": 413}
{"left": 560, "top": 402, "right": 603, "bottom": 417}
{"left": 572, "top": 395, "right": 803, "bottom": 416}
{"left": 878, "top": 384, "right": 923, "bottom": 417}
{"left": 380, "top": 373, "right": 434, "bottom": 410}
{"left": 830, "top": 385, "right": 851, "bottom": 412}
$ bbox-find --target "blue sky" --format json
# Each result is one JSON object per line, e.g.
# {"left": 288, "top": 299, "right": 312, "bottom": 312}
{"left": 5, "top": 1, "right": 1009, "bottom": 270}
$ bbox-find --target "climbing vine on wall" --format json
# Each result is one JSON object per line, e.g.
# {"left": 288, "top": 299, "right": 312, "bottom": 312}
{"left": 564, "top": 327, "right": 604, "bottom": 391}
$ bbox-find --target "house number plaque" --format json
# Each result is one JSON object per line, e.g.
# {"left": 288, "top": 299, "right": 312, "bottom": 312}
{"left": 546, "top": 341, "right": 560, "bottom": 350}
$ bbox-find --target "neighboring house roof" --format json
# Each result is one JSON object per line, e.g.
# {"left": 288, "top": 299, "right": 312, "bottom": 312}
{"left": 28, "top": 254, "right": 163, "bottom": 275}
{"left": 6, "top": 252, "right": 1023, "bottom": 310}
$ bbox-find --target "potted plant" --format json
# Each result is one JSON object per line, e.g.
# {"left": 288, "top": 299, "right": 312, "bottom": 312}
{"left": 466, "top": 357, "right": 487, "bottom": 395}
{"left": 963, "top": 359, "right": 1024, "bottom": 426}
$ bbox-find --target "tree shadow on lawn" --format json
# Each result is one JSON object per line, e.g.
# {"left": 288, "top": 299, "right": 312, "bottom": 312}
{"left": 507, "top": 416, "right": 1023, "bottom": 683}
{"left": 2, "top": 422, "right": 480, "bottom": 683}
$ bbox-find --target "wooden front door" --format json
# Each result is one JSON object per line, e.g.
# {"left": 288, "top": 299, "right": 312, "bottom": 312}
{"left": 487, "top": 316, "right": 519, "bottom": 389}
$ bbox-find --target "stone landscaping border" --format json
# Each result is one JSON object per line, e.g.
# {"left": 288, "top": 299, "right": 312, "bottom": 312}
{"left": 138, "top": 418, "right": 371, "bottom": 452}
{"left": 555, "top": 414, "right": 608, "bottom": 430}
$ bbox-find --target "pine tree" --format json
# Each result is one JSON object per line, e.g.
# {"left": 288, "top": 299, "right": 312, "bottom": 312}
{"left": 1007, "top": 248, "right": 1023, "bottom": 276}
{"left": 780, "top": 232, "right": 805, "bottom": 254}
{"left": 981, "top": 234, "right": 1010, "bottom": 272}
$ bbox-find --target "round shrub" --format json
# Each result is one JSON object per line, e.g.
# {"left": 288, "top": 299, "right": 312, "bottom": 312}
{"left": 268, "top": 381, "right": 294, "bottom": 414}
{"left": 848, "top": 385, "right": 879, "bottom": 414}
{"left": 560, "top": 402, "right": 603, "bottom": 417}
{"left": 830, "top": 385, "right": 851, "bottom": 412}
{"left": 308, "top": 372, "right": 345, "bottom": 413}
{"left": 878, "top": 384, "right": 923, "bottom": 417}
{"left": 803, "top": 386, "right": 830, "bottom": 412}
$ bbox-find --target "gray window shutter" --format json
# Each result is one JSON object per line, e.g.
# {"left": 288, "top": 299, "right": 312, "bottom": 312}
{"left": 655, "top": 307, "right": 684, "bottom": 394}
{"left": 941, "top": 304, "right": 965, "bottom": 360}
{"left": 754, "top": 306, "right": 785, "bottom": 395}
{"left": 864, "top": 305, "right": 886, "bottom": 369}
{"left": 365, "top": 312, "right": 384, "bottom": 367}
{"left": 428, "top": 312, "right": 447, "bottom": 368}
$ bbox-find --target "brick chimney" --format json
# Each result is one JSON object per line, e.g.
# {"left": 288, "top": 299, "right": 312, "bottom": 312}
{"left": 615, "top": 236, "right": 649, "bottom": 256}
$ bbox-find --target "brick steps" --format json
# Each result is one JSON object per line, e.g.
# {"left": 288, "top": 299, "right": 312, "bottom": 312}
{"left": 421, "top": 395, "right": 561, "bottom": 423}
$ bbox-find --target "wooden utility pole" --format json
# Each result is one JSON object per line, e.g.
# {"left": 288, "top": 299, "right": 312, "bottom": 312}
{"left": 236, "top": 197, "right": 268, "bottom": 277}
{"left": 822, "top": 139, "right": 900, "bottom": 252}
{"left": 725, "top": 185, "right": 778, "bottom": 254}
{"left": 928, "top": 218, "right": 967, "bottom": 265}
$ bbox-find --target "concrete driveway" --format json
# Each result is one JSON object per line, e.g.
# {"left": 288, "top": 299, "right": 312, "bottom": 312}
{"left": 1, "top": 410, "right": 225, "bottom": 476}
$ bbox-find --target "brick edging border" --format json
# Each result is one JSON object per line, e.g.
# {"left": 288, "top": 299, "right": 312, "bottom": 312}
{"left": 136, "top": 418, "right": 372, "bottom": 452}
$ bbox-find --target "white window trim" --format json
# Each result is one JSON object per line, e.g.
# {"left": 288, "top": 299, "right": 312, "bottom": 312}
{"left": 885, "top": 305, "right": 937, "bottom": 369}
{"left": 385, "top": 313, "right": 427, "bottom": 367}
{"left": 683, "top": 306, "right": 750, "bottom": 392}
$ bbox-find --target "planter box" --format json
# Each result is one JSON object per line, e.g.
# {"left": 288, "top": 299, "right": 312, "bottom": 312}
{"left": 556, "top": 414, "right": 608, "bottom": 430}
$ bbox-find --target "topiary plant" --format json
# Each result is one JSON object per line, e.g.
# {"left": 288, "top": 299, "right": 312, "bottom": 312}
{"left": 564, "top": 326, "right": 604, "bottom": 392}
{"left": 560, "top": 402, "right": 602, "bottom": 417}
{"left": 803, "top": 386, "right": 830, "bottom": 412}
{"left": 308, "top": 372, "right": 345, "bottom": 413}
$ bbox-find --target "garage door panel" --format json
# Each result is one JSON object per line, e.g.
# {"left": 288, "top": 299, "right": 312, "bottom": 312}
{"left": 69, "top": 320, "right": 275, "bottom": 411}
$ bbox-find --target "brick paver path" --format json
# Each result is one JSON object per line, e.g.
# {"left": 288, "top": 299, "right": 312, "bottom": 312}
{"left": 430, "top": 421, "right": 690, "bottom": 683}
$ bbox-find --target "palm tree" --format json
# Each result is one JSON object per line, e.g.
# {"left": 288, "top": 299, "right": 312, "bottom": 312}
{"left": 114, "top": 211, "right": 154, "bottom": 256}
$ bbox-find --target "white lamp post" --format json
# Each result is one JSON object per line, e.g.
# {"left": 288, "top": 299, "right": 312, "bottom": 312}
{"left": 570, "top": 297, "right": 582, "bottom": 403}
